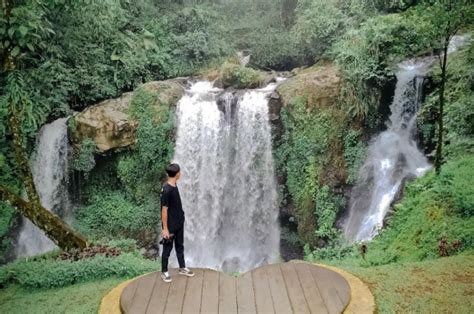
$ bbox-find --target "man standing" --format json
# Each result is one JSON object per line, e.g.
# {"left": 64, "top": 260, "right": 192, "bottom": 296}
{"left": 160, "top": 163, "right": 194, "bottom": 282}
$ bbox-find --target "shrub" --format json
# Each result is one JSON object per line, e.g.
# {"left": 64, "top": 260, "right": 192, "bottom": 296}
{"left": 343, "top": 130, "right": 367, "bottom": 184}
{"left": 292, "top": 0, "right": 347, "bottom": 64}
{"left": 0, "top": 253, "right": 159, "bottom": 289}
{"left": 219, "top": 61, "right": 264, "bottom": 89}
{"left": 75, "top": 190, "right": 159, "bottom": 241}
{"left": 71, "top": 138, "right": 96, "bottom": 175}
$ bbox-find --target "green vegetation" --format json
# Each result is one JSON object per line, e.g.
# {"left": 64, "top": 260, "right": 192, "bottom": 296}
{"left": 71, "top": 138, "right": 96, "bottom": 175}
{"left": 72, "top": 87, "right": 175, "bottom": 245}
{"left": 0, "top": 252, "right": 158, "bottom": 289}
{"left": 0, "top": 277, "right": 125, "bottom": 313}
{"left": 0, "top": 241, "right": 158, "bottom": 289}
{"left": 75, "top": 191, "right": 158, "bottom": 243}
{"left": 336, "top": 254, "right": 474, "bottom": 313}
{"left": 275, "top": 79, "right": 353, "bottom": 246}
{"left": 1, "top": 1, "right": 473, "bottom": 312}
{"left": 218, "top": 60, "right": 265, "bottom": 89}
{"left": 312, "top": 156, "right": 474, "bottom": 266}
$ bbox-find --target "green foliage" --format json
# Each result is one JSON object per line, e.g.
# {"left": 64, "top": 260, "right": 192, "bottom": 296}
{"left": 117, "top": 87, "right": 175, "bottom": 202}
{"left": 0, "top": 71, "right": 50, "bottom": 137}
{"left": 245, "top": 28, "right": 300, "bottom": 70}
{"left": 314, "top": 186, "right": 342, "bottom": 241}
{"left": 0, "top": 142, "right": 20, "bottom": 264}
{"left": 305, "top": 242, "right": 358, "bottom": 261}
{"left": 0, "top": 252, "right": 159, "bottom": 289}
{"left": 275, "top": 95, "right": 349, "bottom": 246}
{"left": 75, "top": 190, "right": 159, "bottom": 241}
{"left": 332, "top": 12, "right": 434, "bottom": 120}
{"left": 343, "top": 130, "right": 367, "bottom": 184}
{"left": 0, "top": 277, "right": 125, "bottom": 314}
{"left": 420, "top": 42, "right": 474, "bottom": 158}
{"left": 293, "top": 0, "right": 347, "bottom": 64}
{"left": 71, "top": 138, "right": 96, "bottom": 175}
{"left": 166, "top": 5, "right": 232, "bottom": 73}
{"left": 0, "top": 0, "right": 53, "bottom": 64}
{"left": 330, "top": 254, "right": 474, "bottom": 313}
{"left": 280, "top": 227, "right": 304, "bottom": 247}
{"left": 219, "top": 60, "right": 264, "bottom": 88}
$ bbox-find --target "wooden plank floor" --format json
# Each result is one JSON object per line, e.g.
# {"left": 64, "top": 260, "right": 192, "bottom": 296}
{"left": 120, "top": 262, "right": 351, "bottom": 314}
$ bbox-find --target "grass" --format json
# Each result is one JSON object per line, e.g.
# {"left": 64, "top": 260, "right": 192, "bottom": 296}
{"left": 331, "top": 253, "right": 474, "bottom": 313}
{"left": 0, "top": 277, "right": 124, "bottom": 314}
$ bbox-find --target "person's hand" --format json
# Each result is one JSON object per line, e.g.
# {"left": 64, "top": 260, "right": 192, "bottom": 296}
{"left": 162, "top": 229, "right": 170, "bottom": 239}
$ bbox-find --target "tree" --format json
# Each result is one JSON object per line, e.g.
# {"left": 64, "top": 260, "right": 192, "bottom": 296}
{"left": 0, "top": 0, "right": 88, "bottom": 250}
{"left": 420, "top": 0, "right": 474, "bottom": 174}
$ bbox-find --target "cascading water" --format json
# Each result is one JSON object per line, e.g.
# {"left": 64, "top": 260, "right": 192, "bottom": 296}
{"left": 344, "top": 35, "right": 469, "bottom": 243}
{"left": 15, "top": 118, "right": 71, "bottom": 258}
{"left": 172, "top": 81, "right": 280, "bottom": 272}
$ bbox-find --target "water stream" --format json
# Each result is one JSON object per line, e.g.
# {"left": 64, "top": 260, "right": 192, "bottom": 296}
{"left": 172, "top": 82, "right": 280, "bottom": 272}
{"left": 15, "top": 118, "right": 71, "bottom": 258}
{"left": 344, "top": 35, "right": 469, "bottom": 243}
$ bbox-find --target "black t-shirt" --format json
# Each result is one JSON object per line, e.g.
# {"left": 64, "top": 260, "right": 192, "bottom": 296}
{"left": 160, "top": 182, "right": 185, "bottom": 232}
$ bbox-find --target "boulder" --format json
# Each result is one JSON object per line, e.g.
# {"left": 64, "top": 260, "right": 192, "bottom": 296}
{"left": 71, "top": 80, "right": 185, "bottom": 153}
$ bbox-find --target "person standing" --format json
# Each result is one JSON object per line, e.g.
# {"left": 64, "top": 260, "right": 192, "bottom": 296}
{"left": 160, "top": 163, "right": 194, "bottom": 282}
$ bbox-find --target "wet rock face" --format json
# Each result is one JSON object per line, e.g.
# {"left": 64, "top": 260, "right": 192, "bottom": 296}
{"left": 71, "top": 80, "right": 185, "bottom": 153}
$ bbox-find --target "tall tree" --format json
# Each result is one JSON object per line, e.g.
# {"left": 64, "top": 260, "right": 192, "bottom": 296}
{"left": 0, "top": 0, "right": 88, "bottom": 250}
{"left": 420, "top": 0, "right": 473, "bottom": 174}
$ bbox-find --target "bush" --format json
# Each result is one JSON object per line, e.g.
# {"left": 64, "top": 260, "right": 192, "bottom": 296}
{"left": 75, "top": 190, "right": 159, "bottom": 241}
{"left": 0, "top": 253, "right": 159, "bottom": 289}
{"left": 292, "top": 0, "right": 347, "bottom": 64}
{"left": 305, "top": 242, "right": 358, "bottom": 261}
{"left": 245, "top": 28, "right": 301, "bottom": 70}
{"left": 343, "top": 130, "right": 367, "bottom": 184}
{"left": 71, "top": 138, "right": 96, "bottom": 175}
{"left": 219, "top": 60, "right": 264, "bottom": 89}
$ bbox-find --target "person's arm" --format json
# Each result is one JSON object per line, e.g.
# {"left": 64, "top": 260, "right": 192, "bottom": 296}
{"left": 161, "top": 206, "right": 170, "bottom": 239}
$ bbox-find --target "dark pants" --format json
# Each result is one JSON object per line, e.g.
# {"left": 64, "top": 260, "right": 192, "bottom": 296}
{"left": 161, "top": 226, "right": 185, "bottom": 272}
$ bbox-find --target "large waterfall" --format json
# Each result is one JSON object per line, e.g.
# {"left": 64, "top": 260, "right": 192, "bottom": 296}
{"left": 344, "top": 35, "right": 469, "bottom": 243}
{"left": 172, "top": 81, "right": 280, "bottom": 272}
{"left": 16, "top": 118, "right": 71, "bottom": 258}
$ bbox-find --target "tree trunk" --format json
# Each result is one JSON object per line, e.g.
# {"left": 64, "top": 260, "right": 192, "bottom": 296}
{"left": 0, "top": 186, "right": 88, "bottom": 250}
{"left": 434, "top": 37, "right": 449, "bottom": 174}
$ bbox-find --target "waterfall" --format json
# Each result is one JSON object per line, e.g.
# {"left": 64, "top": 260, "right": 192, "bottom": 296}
{"left": 344, "top": 35, "right": 469, "bottom": 243}
{"left": 172, "top": 81, "right": 280, "bottom": 272}
{"left": 15, "top": 118, "right": 71, "bottom": 258}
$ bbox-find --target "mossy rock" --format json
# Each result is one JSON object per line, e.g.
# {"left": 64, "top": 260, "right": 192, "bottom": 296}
{"left": 71, "top": 80, "right": 185, "bottom": 153}
{"left": 277, "top": 62, "right": 341, "bottom": 109}
{"left": 201, "top": 59, "right": 267, "bottom": 89}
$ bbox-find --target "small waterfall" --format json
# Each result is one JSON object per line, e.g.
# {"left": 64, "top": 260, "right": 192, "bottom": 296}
{"left": 344, "top": 35, "right": 469, "bottom": 243}
{"left": 15, "top": 118, "right": 71, "bottom": 258}
{"left": 172, "top": 81, "right": 280, "bottom": 272}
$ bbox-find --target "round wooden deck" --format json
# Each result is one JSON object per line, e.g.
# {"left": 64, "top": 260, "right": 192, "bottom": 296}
{"left": 120, "top": 262, "right": 351, "bottom": 314}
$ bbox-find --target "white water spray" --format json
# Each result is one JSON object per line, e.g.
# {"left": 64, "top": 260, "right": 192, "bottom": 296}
{"left": 172, "top": 82, "right": 280, "bottom": 272}
{"left": 15, "top": 118, "right": 71, "bottom": 258}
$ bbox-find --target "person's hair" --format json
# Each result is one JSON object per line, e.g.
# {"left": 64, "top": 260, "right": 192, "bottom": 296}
{"left": 166, "top": 163, "right": 180, "bottom": 178}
